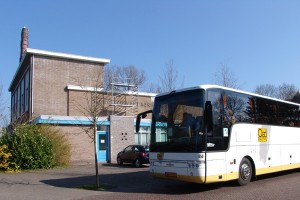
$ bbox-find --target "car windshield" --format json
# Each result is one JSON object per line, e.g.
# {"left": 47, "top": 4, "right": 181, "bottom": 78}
{"left": 150, "top": 89, "right": 206, "bottom": 152}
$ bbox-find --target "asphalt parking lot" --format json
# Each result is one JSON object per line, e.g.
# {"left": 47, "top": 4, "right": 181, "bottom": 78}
{"left": 0, "top": 163, "right": 299, "bottom": 200}
{"left": 0, "top": 163, "right": 151, "bottom": 200}
{"left": 0, "top": 164, "right": 166, "bottom": 200}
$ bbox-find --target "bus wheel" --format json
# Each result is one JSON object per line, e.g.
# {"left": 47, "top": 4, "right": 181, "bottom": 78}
{"left": 237, "top": 158, "right": 252, "bottom": 186}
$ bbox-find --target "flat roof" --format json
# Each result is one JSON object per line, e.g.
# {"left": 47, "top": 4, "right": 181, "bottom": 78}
{"left": 9, "top": 48, "right": 110, "bottom": 91}
{"left": 26, "top": 48, "right": 110, "bottom": 63}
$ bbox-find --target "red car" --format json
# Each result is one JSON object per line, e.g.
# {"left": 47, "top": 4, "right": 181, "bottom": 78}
{"left": 117, "top": 145, "right": 149, "bottom": 167}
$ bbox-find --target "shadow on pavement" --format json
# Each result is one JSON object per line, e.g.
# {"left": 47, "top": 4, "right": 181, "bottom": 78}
{"left": 41, "top": 166, "right": 299, "bottom": 195}
{"left": 41, "top": 170, "right": 221, "bottom": 194}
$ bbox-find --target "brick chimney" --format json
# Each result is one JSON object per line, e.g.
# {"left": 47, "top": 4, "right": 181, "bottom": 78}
{"left": 20, "top": 27, "right": 29, "bottom": 62}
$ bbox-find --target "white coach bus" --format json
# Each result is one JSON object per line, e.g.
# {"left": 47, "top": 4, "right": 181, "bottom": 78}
{"left": 136, "top": 85, "right": 300, "bottom": 186}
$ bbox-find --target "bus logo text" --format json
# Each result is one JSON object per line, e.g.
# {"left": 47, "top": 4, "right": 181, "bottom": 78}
{"left": 258, "top": 128, "right": 267, "bottom": 142}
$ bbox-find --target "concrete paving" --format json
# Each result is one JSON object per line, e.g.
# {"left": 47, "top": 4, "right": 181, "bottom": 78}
{"left": 1, "top": 163, "right": 299, "bottom": 200}
{"left": 0, "top": 163, "right": 150, "bottom": 200}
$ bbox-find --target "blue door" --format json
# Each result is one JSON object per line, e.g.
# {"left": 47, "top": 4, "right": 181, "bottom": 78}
{"left": 97, "top": 131, "right": 108, "bottom": 162}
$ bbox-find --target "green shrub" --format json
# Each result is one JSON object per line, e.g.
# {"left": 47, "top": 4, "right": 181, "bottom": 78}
{"left": 5, "top": 124, "right": 55, "bottom": 169}
{"left": 0, "top": 144, "right": 11, "bottom": 169}
{"left": 1, "top": 124, "right": 71, "bottom": 171}
{"left": 39, "top": 125, "right": 71, "bottom": 166}
{"left": 0, "top": 144, "right": 20, "bottom": 173}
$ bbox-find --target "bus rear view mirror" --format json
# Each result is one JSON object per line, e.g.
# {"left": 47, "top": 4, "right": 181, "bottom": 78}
{"left": 136, "top": 110, "right": 152, "bottom": 133}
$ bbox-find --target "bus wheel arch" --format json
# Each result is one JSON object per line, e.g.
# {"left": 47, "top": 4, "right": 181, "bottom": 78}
{"left": 246, "top": 156, "right": 256, "bottom": 180}
{"left": 237, "top": 156, "right": 255, "bottom": 186}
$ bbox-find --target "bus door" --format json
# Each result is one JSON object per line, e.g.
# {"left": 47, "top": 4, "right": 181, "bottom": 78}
{"left": 205, "top": 90, "right": 228, "bottom": 181}
{"left": 206, "top": 90, "right": 228, "bottom": 150}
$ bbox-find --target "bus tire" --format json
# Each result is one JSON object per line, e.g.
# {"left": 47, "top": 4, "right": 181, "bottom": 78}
{"left": 237, "top": 158, "right": 252, "bottom": 186}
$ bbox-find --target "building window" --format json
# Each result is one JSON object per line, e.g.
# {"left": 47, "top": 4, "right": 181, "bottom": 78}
{"left": 11, "top": 68, "right": 30, "bottom": 122}
{"left": 21, "top": 78, "right": 25, "bottom": 113}
{"left": 15, "top": 86, "right": 20, "bottom": 118}
{"left": 135, "top": 126, "right": 151, "bottom": 145}
{"left": 14, "top": 91, "right": 18, "bottom": 120}
{"left": 155, "top": 127, "right": 167, "bottom": 142}
{"left": 97, "top": 125, "right": 108, "bottom": 131}
{"left": 24, "top": 70, "right": 29, "bottom": 112}
{"left": 11, "top": 94, "right": 15, "bottom": 120}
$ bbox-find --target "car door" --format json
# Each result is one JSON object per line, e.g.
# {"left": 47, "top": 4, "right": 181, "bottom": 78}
{"left": 127, "top": 146, "right": 138, "bottom": 162}
{"left": 121, "top": 146, "right": 133, "bottom": 163}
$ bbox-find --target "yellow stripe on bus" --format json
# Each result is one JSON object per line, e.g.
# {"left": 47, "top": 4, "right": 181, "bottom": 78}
{"left": 150, "top": 162, "right": 300, "bottom": 184}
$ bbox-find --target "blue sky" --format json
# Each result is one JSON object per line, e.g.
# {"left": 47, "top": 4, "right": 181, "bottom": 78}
{"left": 1, "top": 0, "right": 300, "bottom": 110}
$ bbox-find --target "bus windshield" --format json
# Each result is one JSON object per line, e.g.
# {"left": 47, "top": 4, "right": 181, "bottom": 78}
{"left": 150, "top": 89, "right": 205, "bottom": 152}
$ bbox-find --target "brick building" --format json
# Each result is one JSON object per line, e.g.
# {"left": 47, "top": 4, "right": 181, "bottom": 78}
{"left": 9, "top": 27, "right": 155, "bottom": 164}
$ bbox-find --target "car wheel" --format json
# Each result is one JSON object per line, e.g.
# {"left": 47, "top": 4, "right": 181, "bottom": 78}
{"left": 135, "top": 159, "right": 142, "bottom": 168}
{"left": 117, "top": 157, "right": 123, "bottom": 165}
{"left": 237, "top": 158, "right": 252, "bottom": 186}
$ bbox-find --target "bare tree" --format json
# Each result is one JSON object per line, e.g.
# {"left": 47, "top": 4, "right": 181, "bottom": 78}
{"left": 0, "top": 84, "right": 3, "bottom": 116}
{"left": 291, "top": 91, "right": 300, "bottom": 103}
{"left": 0, "top": 84, "right": 9, "bottom": 127}
{"left": 104, "top": 65, "right": 116, "bottom": 90}
{"left": 254, "top": 83, "right": 298, "bottom": 100}
{"left": 144, "top": 82, "right": 161, "bottom": 93}
{"left": 104, "top": 65, "right": 146, "bottom": 91}
{"left": 254, "top": 84, "right": 277, "bottom": 98}
{"left": 0, "top": 84, "right": 3, "bottom": 127}
{"left": 277, "top": 83, "right": 298, "bottom": 100}
{"left": 213, "top": 63, "right": 240, "bottom": 89}
{"left": 158, "top": 59, "right": 184, "bottom": 93}
{"left": 123, "top": 65, "right": 146, "bottom": 87}
{"left": 71, "top": 69, "right": 109, "bottom": 188}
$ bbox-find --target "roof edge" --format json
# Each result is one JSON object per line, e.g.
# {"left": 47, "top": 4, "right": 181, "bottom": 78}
{"left": 66, "top": 84, "right": 157, "bottom": 97}
{"left": 9, "top": 48, "right": 111, "bottom": 91}
{"left": 26, "top": 48, "right": 110, "bottom": 64}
